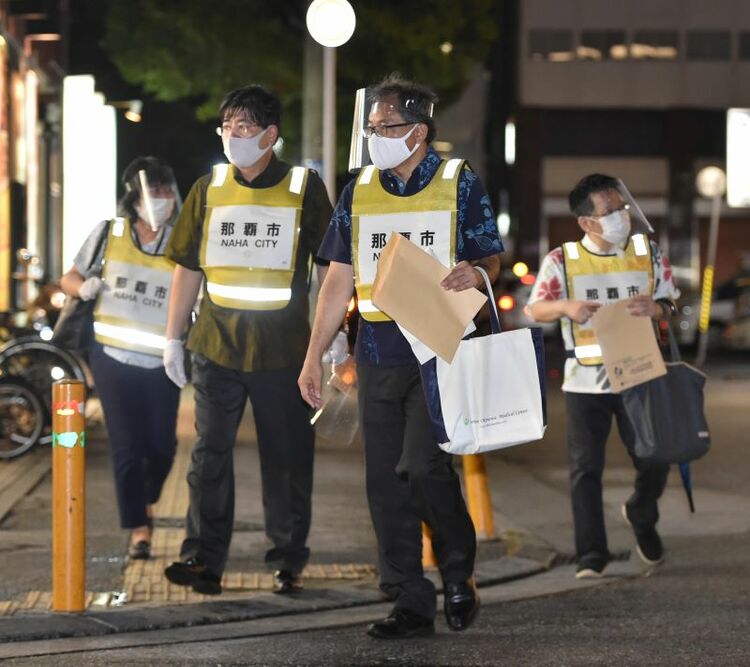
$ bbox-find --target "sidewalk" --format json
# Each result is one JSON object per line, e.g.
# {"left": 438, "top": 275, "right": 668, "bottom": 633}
{"left": 0, "top": 386, "right": 550, "bottom": 642}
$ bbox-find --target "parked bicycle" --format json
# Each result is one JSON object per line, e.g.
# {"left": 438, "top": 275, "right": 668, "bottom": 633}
{"left": 0, "top": 250, "right": 92, "bottom": 458}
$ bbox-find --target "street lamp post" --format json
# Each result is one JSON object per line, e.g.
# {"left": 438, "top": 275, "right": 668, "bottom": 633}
{"left": 694, "top": 166, "right": 726, "bottom": 368}
{"left": 305, "top": 0, "right": 356, "bottom": 202}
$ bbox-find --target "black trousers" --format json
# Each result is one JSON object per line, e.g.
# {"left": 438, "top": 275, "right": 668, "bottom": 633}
{"left": 90, "top": 344, "right": 180, "bottom": 529}
{"left": 180, "top": 354, "right": 314, "bottom": 576}
{"left": 566, "top": 391, "right": 670, "bottom": 567}
{"left": 358, "top": 363, "right": 476, "bottom": 620}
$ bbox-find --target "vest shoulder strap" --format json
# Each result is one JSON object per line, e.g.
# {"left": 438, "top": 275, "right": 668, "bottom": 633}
{"left": 563, "top": 241, "right": 580, "bottom": 260}
{"left": 210, "top": 163, "right": 231, "bottom": 188}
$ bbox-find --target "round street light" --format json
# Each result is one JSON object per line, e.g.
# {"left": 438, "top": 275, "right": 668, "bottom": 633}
{"left": 306, "top": 0, "right": 356, "bottom": 48}
{"left": 305, "top": 0, "right": 356, "bottom": 201}
{"left": 695, "top": 165, "right": 726, "bottom": 199}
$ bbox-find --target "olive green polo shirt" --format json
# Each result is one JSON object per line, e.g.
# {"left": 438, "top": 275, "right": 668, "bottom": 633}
{"left": 166, "top": 155, "right": 332, "bottom": 372}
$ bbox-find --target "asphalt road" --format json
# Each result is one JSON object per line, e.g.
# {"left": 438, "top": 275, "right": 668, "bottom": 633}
{"left": 1, "top": 346, "right": 748, "bottom": 665}
{"left": 4, "top": 531, "right": 749, "bottom": 665}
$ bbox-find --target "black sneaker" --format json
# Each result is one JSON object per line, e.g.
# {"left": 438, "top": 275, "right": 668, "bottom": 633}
{"left": 575, "top": 560, "right": 608, "bottom": 579}
{"left": 164, "top": 558, "right": 222, "bottom": 595}
{"left": 129, "top": 540, "right": 151, "bottom": 560}
{"left": 621, "top": 504, "right": 664, "bottom": 566}
{"left": 273, "top": 569, "right": 303, "bottom": 595}
{"left": 367, "top": 608, "right": 435, "bottom": 639}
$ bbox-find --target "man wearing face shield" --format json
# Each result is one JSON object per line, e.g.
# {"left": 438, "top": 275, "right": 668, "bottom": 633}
{"left": 299, "top": 74, "right": 503, "bottom": 639}
{"left": 527, "top": 173, "right": 680, "bottom": 579}
{"left": 162, "top": 85, "right": 332, "bottom": 596}
{"left": 60, "top": 156, "right": 181, "bottom": 560}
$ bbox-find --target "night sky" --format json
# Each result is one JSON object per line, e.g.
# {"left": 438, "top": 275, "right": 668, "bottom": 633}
{"left": 68, "top": 0, "right": 224, "bottom": 199}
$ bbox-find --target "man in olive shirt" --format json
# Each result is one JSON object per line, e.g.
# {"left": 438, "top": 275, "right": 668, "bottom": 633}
{"left": 162, "top": 85, "right": 332, "bottom": 595}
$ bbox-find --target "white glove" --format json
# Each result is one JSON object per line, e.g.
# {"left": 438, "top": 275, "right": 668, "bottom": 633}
{"left": 163, "top": 339, "right": 187, "bottom": 388}
{"left": 78, "top": 276, "right": 104, "bottom": 301}
{"left": 321, "top": 330, "right": 349, "bottom": 365}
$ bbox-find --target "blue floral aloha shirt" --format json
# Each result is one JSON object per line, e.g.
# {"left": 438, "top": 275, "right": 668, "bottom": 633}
{"left": 317, "top": 148, "right": 504, "bottom": 366}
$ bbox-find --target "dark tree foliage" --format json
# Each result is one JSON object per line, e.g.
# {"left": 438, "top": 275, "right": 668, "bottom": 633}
{"left": 105, "top": 0, "right": 495, "bottom": 165}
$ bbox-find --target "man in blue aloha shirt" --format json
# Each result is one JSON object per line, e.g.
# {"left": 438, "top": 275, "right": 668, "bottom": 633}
{"left": 299, "top": 74, "right": 503, "bottom": 640}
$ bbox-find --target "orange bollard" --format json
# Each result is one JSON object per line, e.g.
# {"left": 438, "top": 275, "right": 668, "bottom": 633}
{"left": 462, "top": 454, "right": 496, "bottom": 541}
{"left": 51, "top": 379, "right": 86, "bottom": 612}
{"left": 421, "top": 522, "right": 437, "bottom": 568}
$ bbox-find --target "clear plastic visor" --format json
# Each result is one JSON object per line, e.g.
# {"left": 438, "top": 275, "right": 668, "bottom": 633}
{"left": 585, "top": 179, "right": 654, "bottom": 235}
{"left": 126, "top": 168, "right": 181, "bottom": 230}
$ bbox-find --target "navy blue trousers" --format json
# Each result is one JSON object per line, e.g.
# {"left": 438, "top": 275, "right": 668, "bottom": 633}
{"left": 90, "top": 344, "right": 180, "bottom": 529}
{"left": 566, "top": 391, "right": 670, "bottom": 568}
{"left": 358, "top": 363, "right": 476, "bottom": 620}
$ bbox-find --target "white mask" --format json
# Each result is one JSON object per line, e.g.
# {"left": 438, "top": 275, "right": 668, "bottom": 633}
{"left": 136, "top": 197, "right": 175, "bottom": 230}
{"left": 368, "top": 125, "right": 419, "bottom": 170}
{"left": 222, "top": 129, "right": 271, "bottom": 168}
{"left": 597, "top": 209, "right": 631, "bottom": 245}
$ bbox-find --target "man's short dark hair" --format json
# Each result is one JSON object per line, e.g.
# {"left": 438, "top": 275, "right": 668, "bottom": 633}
{"left": 369, "top": 73, "right": 438, "bottom": 144}
{"left": 219, "top": 85, "right": 281, "bottom": 129}
{"left": 568, "top": 173, "right": 620, "bottom": 217}
{"left": 119, "top": 156, "right": 175, "bottom": 221}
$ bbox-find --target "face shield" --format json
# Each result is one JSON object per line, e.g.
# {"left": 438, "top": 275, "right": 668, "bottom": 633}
{"left": 126, "top": 167, "right": 182, "bottom": 231}
{"left": 614, "top": 179, "right": 654, "bottom": 235}
{"left": 348, "top": 87, "right": 371, "bottom": 172}
{"left": 587, "top": 179, "right": 654, "bottom": 236}
{"left": 347, "top": 88, "right": 434, "bottom": 172}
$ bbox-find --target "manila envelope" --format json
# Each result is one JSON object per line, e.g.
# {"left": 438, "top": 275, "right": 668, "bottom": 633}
{"left": 591, "top": 300, "right": 667, "bottom": 392}
{"left": 371, "top": 233, "right": 486, "bottom": 363}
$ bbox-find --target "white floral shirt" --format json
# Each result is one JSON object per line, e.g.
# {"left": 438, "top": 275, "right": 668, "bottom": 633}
{"left": 527, "top": 234, "right": 680, "bottom": 394}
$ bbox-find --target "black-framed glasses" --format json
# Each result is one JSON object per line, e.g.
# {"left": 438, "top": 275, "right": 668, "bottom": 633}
{"left": 363, "top": 122, "right": 415, "bottom": 138}
{"left": 215, "top": 120, "right": 262, "bottom": 138}
{"left": 590, "top": 203, "right": 630, "bottom": 219}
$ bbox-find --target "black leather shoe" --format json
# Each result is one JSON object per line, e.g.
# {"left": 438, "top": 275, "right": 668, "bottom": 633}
{"left": 164, "top": 558, "right": 222, "bottom": 595}
{"left": 273, "top": 569, "right": 303, "bottom": 594}
{"left": 444, "top": 579, "right": 480, "bottom": 631}
{"left": 129, "top": 540, "right": 151, "bottom": 560}
{"left": 367, "top": 608, "right": 435, "bottom": 639}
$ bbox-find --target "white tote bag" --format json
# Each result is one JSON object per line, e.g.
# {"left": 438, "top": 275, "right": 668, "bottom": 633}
{"left": 434, "top": 268, "right": 547, "bottom": 455}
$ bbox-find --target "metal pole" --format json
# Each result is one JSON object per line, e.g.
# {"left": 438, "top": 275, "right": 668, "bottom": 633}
{"left": 421, "top": 523, "right": 437, "bottom": 568}
{"left": 695, "top": 194, "right": 722, "bottom": 368}
{"left": 52, "top": 379, "right": 86, "bottom": 612}
{"left": 301, "top": 35, "right": 323, "bottom": 170}
{"left": 462, "top": 454, "right": 496, "bottom": 540}
{"left": 322, "top": 46, "right": 336, "bottom": 203}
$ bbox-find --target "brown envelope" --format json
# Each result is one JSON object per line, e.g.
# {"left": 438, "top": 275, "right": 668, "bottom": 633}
{"left": 371, "top": 233, "right": 486, "bottom": 362}
{"left": 591, "top": 300, "right": 667, "bottom": 392}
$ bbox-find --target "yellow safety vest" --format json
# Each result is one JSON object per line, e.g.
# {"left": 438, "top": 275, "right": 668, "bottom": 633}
{"left": 93, "top": 218, "right": 175, "bottom": 356}
{"left": 562, "top": 234, "right": 653, "bottom": 366}
{"left": 200, "top": 163, "right": 308, "bottom": 310}
{"left": 351, "top": 158, "right": 464, "bottom": 322}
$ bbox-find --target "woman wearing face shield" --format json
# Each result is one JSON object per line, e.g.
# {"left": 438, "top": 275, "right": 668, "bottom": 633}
{"left": 60, "top": 156, "right": 182, "bottom": 560}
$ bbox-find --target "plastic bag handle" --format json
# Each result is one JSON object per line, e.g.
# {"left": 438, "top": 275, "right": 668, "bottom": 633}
{"left": 475, "top": 266, "right": 501, "bottom": 334}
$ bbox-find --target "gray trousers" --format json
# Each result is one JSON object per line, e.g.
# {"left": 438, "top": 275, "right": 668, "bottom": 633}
{"left": 180, "top": 354, "right": 314, "bottom": 576}
{"left": 358, "top": 363, "right": 476, "bottom": 620}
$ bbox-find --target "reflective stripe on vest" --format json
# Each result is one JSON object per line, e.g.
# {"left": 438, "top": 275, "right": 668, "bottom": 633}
{"left": 562, "top": 234, "right": 653, "bottom": 366}
{"left": 200, "top": 164, "right": 307, "bottom": 311}
{"left": 93, "top": 218, "right": 175, "bottom": 356}
{"left": 351, "top": 159, "right": 463, "bottom": 322}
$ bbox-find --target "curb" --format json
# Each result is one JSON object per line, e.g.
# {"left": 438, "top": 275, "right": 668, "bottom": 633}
{"left": 0, "top": 556, "right": 545, "bottom": 644}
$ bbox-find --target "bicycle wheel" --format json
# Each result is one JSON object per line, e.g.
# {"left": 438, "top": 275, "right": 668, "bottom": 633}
{"left": 0, "top": 337, "right": 88, "bottom": 410}
{"left": 0, "top": 378, "right": 45, "bottom": 459}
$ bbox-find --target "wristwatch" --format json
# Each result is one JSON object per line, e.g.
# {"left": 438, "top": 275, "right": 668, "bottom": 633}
{"left": 657, "top": 299, "right": 677, "bottom": 318}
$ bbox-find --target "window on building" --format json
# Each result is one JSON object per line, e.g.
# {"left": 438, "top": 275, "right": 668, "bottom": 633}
{"left": 687, "top": 31, "right": 731, "bottom": 60}
{"left": 739, "top": 32, "right": 750, "bottom": 59}
{"left": 631, "top": 31, "right": 680, "bottom": 60}
{"left": 578, "top": 30, "right": 628, "bottom": 60}
{"left": 528, "top": 30, "right": 574, "bottom": 62}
